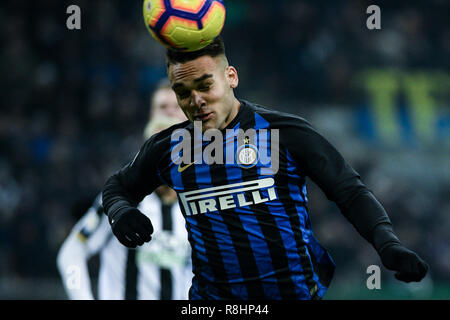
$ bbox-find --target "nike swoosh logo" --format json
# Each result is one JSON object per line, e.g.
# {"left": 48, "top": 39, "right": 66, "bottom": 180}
{"left": 178, "top": 161, "right": 196, "bottom": 173}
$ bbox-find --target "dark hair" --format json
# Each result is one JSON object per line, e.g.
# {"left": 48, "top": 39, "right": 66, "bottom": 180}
{"left": 166, "top": 37, "right": 226, "bottom": 67}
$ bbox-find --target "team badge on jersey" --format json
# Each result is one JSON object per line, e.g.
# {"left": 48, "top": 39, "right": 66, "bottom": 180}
{"left": 236, "top": 138, "right": 259, "bottom": 168}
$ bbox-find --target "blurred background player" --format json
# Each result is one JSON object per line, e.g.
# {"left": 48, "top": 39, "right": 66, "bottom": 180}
{"left": 57, "top": 82, "right": 191, "bottom": 300}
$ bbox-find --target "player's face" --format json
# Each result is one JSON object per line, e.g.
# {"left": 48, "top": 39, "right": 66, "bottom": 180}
{"left": 168, "top": 55, "right": 239, "bottom": 132}
{"left": 151, "top": 88, "right": 187, "bottom": 121}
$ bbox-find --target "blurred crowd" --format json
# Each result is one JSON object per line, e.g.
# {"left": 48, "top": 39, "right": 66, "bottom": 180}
{"left": 0, "top": 0, "right": 448, "bottom": 298}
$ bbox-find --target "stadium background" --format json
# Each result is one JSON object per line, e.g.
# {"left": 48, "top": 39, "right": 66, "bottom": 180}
{"left": 0, "top": 0, "right": 449, "bottom": 299}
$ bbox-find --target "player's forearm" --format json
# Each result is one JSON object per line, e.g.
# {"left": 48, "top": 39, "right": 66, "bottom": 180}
{"left": 102, "top": 137, "right": 162, "bottom": 221}
{"left": 337, "top": 190, "right": 401, "bottom": 254}
{"left": 102, "top": 174, "right": 139, "bottom": 221}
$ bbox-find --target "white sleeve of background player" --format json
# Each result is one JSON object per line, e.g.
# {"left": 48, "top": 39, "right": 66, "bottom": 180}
{"left": 56, "top": 195, "right": 111, "bottom": 300}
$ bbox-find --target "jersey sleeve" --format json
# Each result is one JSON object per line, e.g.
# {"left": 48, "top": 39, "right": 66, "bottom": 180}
{"left": 56, "top": 194, "right": 110, "bottom": 300}
{"left": 278, "top": 116, "right": 364, "bottom": 205}
{"left": 102, "top": 135, "right": 164, "bottom": 221}
{"left": 277, "top": 115, "right": 399, "bottom": 252}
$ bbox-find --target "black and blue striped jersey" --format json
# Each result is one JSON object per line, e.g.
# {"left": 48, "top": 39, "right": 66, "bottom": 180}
{"left": 103, "top": 100, "right": 375, "bottom": 300}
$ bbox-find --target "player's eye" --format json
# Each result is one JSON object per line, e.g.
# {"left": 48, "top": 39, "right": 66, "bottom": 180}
{"left": 198, "top": 84, "right": 211, "bottom": 92}
{"left": 177, "top": 90, "right": 190, "bottom": 99}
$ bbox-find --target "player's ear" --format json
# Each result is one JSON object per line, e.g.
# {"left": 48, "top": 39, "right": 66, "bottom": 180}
{"left": 226, "top": 66, "right": 239, "bottom": 89}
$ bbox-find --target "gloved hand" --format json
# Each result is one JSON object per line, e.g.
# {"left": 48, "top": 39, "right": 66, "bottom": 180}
{"left": 380, "top": 244, "right": 429, "bottom": 282}
{"left": 109, "top": 208, "right": 153, "bottom": 248}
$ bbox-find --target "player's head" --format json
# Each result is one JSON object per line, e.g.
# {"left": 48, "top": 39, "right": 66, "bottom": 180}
{"left": 166, "top": 37, "right": 240, "bottom": 132}
{"left": 149, "top": 79, "right": 187, "bottom": 121}
{"left": 144, "top": 80, "right": 187, "bottom": 140}
{"left": 143, "top": 115, "right": 182, "bottom": 140}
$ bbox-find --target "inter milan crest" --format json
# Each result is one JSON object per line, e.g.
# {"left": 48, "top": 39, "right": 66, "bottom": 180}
{"left": 236, "top": 137, "right": 259, "bottom": 169}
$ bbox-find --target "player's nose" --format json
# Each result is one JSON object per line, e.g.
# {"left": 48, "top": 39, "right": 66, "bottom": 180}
{"left": 190, "top": 91, "right": 206, "bottom": 109}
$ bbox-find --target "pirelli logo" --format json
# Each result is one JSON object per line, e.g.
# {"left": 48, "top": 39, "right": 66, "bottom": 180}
{"left": 179, "top": 178, "right": 277, "bottom": 216}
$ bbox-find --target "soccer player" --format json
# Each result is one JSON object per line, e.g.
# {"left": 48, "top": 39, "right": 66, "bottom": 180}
{"left": 57, "top": 83, "right": 192, "bottom": 300}
{"left": 102, "top": 38, "right": 429, "bottom": 300}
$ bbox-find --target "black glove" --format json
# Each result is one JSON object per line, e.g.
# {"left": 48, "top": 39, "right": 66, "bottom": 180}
{"left": 109, "top": 207, "right": 153, "bottom": 248}
{"left": 379, "top": 244, "right": 429, "bottom": 283}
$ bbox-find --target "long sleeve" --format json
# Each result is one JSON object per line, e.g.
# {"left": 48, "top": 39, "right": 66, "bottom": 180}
{"left": 279, "top": 117, "right": 400, "bottom": 253}
{"left": 57, "top": 233, "right": 95, "bottom": 300}
{"left": 102, "top": 135, "right": 163, "bottom": 222}
{"left": 57, "top": 195, "right": 110, "bottom": 299}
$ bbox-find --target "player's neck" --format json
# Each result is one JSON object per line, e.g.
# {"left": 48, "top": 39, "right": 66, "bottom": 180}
{"left": 220, "top": 97, "right": 241, "bottom": 131}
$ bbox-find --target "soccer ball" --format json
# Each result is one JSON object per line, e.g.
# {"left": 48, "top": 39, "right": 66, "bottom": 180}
{"left": 143, "top": 0, "right": 226, "bottom": 52}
